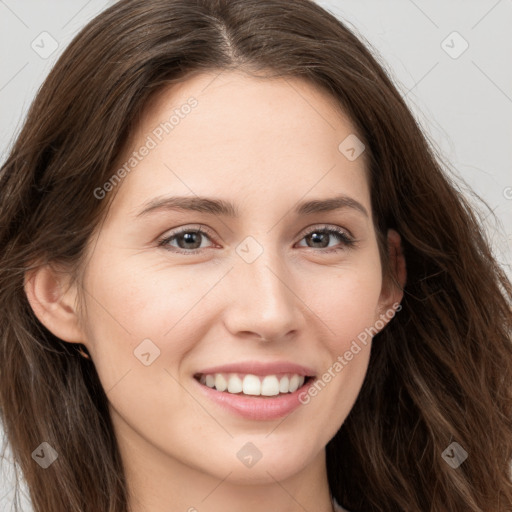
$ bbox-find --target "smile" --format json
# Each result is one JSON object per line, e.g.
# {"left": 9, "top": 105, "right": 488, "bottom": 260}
{"left": 194, "top": 372, "right": 313, "bottom": 396}
{"left": 192, "top": 362, "right": 317, "bottom": 420}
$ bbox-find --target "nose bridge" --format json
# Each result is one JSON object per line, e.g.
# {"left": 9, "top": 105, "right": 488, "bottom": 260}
{"left": 224, "top": 233, "right": 301, "bottom": 338}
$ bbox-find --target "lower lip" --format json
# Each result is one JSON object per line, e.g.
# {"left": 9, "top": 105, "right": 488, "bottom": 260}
{"left": 193, "top": 377, "right": 316, "bottom": 421}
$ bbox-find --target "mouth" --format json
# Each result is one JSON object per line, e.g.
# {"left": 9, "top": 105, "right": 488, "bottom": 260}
{"left": 192, "top": 361, "right": 318, "bottom": 420}
{"left": 193, "top": 372, "right": 315, "bottom": 398}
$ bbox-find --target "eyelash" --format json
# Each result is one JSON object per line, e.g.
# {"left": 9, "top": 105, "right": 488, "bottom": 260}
{"left": 158, "top": 224, "right": 356, "bottom": 255}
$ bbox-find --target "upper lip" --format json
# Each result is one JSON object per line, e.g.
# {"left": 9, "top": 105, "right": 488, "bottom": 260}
{"left": 195, "top": 361, "right": 316, "bottom": 377}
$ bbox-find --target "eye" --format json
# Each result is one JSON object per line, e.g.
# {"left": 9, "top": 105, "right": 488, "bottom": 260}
{"left": 158, "top": 224, "right": 356, "bottom": 255}
{"left": 295, "top": 225, "right": 356, "bottom": 253}
{"left": 158, "top": 225, "right": 215, "bottom": 255}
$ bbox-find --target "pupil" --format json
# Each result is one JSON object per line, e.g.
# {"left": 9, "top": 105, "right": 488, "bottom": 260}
{"left": 179, "top": 232, "right": 201, "bottom": 249}
{"left": 309, "top": 232, "right": 328, "bottom": 248}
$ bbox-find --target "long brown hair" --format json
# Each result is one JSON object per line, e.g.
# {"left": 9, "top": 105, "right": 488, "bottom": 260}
{"left": 1, "top": 0, "right": 511, "bottom": 510}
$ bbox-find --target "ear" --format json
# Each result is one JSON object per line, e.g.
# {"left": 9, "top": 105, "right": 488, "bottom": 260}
{"left": 376, "top": 229, "right": 406, "bottom": 318}
{"left": 24, "top": 263, "right": 86, "bottom": 345}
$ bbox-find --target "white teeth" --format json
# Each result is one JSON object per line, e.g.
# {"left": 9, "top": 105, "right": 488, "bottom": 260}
{"left": 289, "top": 374, "right": 300, "bottom": 392}
{"left": 261, "top": 375, "right": 280, "bottom": 396}
{"left": 198, "top": 372, "right": 309, "bottom": 396}
{"left": 214, "top": 374, "right": 227, "bottom": 392}
{"left": 242, "top": 374, "right": 261, "bottom": 395}
{"left": 278, "top": 375, "right": 289, "bottom": 393}
{"left": 227, "top": 374, "right": 243, "bottom": 393}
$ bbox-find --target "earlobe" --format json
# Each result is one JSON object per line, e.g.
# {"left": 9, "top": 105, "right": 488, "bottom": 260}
{"left": 24, "top": 263, "right": 85, "bottom": 344}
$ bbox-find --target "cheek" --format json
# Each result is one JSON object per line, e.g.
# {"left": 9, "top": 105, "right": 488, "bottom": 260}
{"left": 78, "top": 253, "right": 223, "bottom": 449}
{"left": 79, "top": 249, "right": 223, "bottom": 376}
{"left": 299, "top": 250, "right": 383, "bottom": 414}
{"left": 76, "top": 258, "right": 264, "bottom": 478}
{"left": 313, "top": 252, "right": 383, "bottom": 348}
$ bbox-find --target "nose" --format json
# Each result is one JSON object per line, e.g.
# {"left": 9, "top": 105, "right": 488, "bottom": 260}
{"left": 221, "top": 242, "right": 304, "bottom": 343}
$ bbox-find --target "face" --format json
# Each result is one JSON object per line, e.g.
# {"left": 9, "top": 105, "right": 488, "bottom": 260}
{"left": 52, "top": 71, "right": 402, "bottom": 490}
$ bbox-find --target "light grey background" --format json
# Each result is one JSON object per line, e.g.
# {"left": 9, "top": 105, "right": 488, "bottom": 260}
{"left": 1, "top": 1, "right": 511, "bottom": 509}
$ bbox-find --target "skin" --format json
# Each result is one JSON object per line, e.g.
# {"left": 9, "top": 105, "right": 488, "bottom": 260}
{"left": 25, "top": 70, "right": 406, "bottom": 512}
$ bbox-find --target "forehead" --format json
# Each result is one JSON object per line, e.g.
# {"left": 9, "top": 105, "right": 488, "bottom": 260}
{"left": 139, "top": 70, "right": 358, "bottom": 147}
{"left": 107, "top": 70, "right": 370, "bottom": 218}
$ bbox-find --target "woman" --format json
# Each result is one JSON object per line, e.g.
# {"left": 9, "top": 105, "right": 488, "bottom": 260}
{"left": 0, "top": 0, "right": 510, "bottom": 511}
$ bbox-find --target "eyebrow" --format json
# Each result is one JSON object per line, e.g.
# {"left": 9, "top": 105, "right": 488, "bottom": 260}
{"left": 136, "top": 194, "right": 369, "bottom": 218}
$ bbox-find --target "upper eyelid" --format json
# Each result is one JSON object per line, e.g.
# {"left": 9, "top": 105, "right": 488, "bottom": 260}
{"left": 159, "top": 223, "right": 353, "bottom": 245}
{"left": 296, "top": 224, "right": 354, "bottom": 241}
